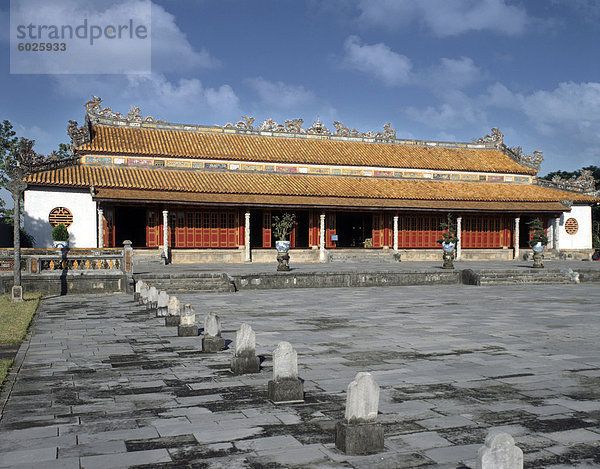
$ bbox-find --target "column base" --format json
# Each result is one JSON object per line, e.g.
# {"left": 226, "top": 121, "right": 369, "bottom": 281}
{"left": 335, "top": 421, "right": 384, "bottom": 455}
{"left": 11, "top": 286, "right": 23, "bottom": 302}
{"left": 231, "top": 355, "right": 260, "bottom": 375}
{"left": 178, "top": 325, "right": 198, "bottom": 337}
{"left": 268, "top": 378, "right": 304, "bottom": 403}
{"left": 165, "top": 316, "right": 180, "bottom": 327}
{"left": 202, "top": 336, "right": 226, "bottom": 353}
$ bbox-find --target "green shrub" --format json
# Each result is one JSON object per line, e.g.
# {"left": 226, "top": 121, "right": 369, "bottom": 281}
{"left": 527, "top": 218, "right": 548, "bottom": 247}
{"left": 51, "top": 223, "right": 69, "bottom": 241}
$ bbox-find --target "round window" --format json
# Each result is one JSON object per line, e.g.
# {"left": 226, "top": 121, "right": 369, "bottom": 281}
{"left": 564, "top": 218, "right": 578, "bottom": 235}
{"left": 48, "top": 207, "right": 73, "bottom": 228}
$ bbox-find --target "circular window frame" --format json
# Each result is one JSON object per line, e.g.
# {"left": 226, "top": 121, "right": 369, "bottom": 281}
{"left": 564, "top": 218, "right": 578, "bottom": 235}
{"left": 48, "top": 207, "right": 74, "bottom": 228}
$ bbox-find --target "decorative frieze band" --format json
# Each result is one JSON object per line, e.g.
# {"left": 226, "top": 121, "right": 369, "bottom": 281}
{"left": 82, "top": 155, "right": 532, "bottom": 184}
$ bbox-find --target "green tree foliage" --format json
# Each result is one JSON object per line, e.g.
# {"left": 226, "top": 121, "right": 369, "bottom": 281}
{"left": 0, "top": 120, "right": 71, "bottom": 224}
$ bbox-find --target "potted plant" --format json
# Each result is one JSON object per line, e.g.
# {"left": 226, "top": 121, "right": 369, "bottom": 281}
{"left": 437, "top": 213, "right": 459, "bottom": 269}
{"left": 272, "top": 213, "right": 296, "bottom": 253}
{"left": 52, "top": 223, "right": 69, "bottom": 248}
{"left": 437, "top": 213, "right": 459, "bottom": 252}
{"left": 527, "top": 218, "right": 548, "bottom": 268}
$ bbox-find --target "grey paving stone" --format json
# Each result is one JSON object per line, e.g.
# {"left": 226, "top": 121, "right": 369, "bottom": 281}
{"left": 0, "top": 447, "right": 57, "bottom": 467}
{"left": 80, "top": 448, "right": 171, "bottom": 469}
{"left": 2, "top": 283, "right": 600, "bottom": 468}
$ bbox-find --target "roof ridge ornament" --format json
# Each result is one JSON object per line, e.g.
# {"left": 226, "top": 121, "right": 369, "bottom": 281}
{"left": 550, "top": 169, "right": 597, "bottom": 195}
{"left": 305, "top": 118, "right": 331, "bottom": 135}
{"left": 473, "top": 128, "right": 504, "bottom": 146}
{"left": 475, "top": 128, "right": 544, "bottom": 172}
{"left": 84, "top": 96, "right": 167, "bottom": 125}
{"left": 224, "top": 116, "right": 395, "bottom": 140}
{"left": 224, "top": 115, "right": 255, "bottom": 130}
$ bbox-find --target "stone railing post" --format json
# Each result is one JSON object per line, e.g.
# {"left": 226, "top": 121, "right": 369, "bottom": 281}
{"left": 244, "top": 211, "right": 251, "bottom": 262}
{"left": 97, "top": 208, "right": 104, "bottom": 248}
{"left": 456, "top": 216, "right": 462, "bottom": 260}
{"left": 553, "top": 217, "right": 560, "bottom": 250}
{"left": 122, "top": 240, "right": 133, "bottom": 274}
{"left": 319, "top": 213, "right": 327, "bottom": 262}
{"left": 393, "top": 215, "right": 399, "bottom": 252}
{"left": 514, "top": 217, "right": 520, "bottom": 260}
{"left": 162, "top": 210, "right": 169, "bottom": 262}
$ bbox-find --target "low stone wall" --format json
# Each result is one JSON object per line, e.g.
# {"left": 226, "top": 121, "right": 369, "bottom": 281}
{"left": 170, "top": 248, "right": 320, "bottom": 264}
{"left": 460, "top": 248, "right": 514, "bottom": 261}
{"left": 250, "top": 249, "right": 320, "bottom": 263}
{"left": 172, "top": 249, "right": 244, "bottom": 263}
{"left": 0, "top": 271, "right": 130, "bottom": 295}
{"left": 233, "top": 270, "right": 461, "bottom": 290}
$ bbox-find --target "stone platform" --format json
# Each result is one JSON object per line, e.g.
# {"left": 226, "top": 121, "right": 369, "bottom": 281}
{"left": 133, "top": 259, "right": 600, "bottom": 294}
{"left": 1, "top": 284, "right": 600, "bottom": 468}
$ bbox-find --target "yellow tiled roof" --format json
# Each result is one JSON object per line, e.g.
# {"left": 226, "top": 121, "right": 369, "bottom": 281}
{"left": 78, "top": 125, "right": 538, "bottom": 175}
{"left": 26, "top": 165, "right": 595, "bottom": 205}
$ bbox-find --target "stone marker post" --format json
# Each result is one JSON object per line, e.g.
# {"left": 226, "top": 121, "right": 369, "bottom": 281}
{"left": 231, "top": 323, "right": 260, "bottom": 374}
{"left": 178, "top": 304, "right": 198, "bottom": 337}
{"left": 148, "top": 286, "right": 158, "bottom": 313}
{"left": 477, "top": 431, "right": 523, "bottom": 469}
{"left": 268, "top": 341, "right": 304, "bottom": 403}
{"left": 166, "top": 296, "right": 181, "bottom": 326}
{"left": 156, "top": 291, "right": 169, "bottom": 317}
{"left": 139, "top": 283, "right": 149, "bottom": 306}
{"left": 335, "top": 372, "right": 384, "bottom": 455}
{"left": 202, "top": 312, "right": 225, "bottom": 352}
{"left": 134, "top": 280, "right": 143, "bottom": 302}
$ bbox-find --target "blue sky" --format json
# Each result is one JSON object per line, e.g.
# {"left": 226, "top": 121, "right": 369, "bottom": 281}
{"left": 1, "top": 0, "right": 600, "bottom": 209}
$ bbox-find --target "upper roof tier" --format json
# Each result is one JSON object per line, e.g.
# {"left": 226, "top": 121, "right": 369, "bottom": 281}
{"left": 76, "top": 124, "right": 538, "bottom": 176}
{"left": 69, "top": 97, "right": 542, "bottom": 176}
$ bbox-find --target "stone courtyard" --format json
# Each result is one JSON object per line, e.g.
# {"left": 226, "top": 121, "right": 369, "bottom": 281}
{"left": 1, "top": 283, "right": 599, "bottom": 468}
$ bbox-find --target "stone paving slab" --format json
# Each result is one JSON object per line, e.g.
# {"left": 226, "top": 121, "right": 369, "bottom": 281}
{"left": 1, "top": 284, "right": 600, "bottom": 467}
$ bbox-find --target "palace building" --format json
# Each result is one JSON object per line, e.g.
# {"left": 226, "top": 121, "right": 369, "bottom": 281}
{"left": 23, "top": 97, "right": 598, "bottom": 262}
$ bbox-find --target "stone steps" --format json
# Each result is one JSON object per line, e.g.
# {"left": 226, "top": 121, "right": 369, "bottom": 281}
{"left": 328, "top": 250, "right": 401, "bottom": 263}
{"left": 466, "top": 269, "right": 577, "bottom": 286}
{"left": 133, "top": 250, "right": 164, "bottom": 265}
{"left": 134, "top": 272, "right": 235, "bottom": 293}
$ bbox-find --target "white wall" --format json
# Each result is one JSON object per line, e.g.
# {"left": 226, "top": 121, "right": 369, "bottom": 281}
{"left": 558, "top": 205, "right": 592, "bottom": 250}
{"left": 24, "top": 188, "right": 97, "bottom": 248}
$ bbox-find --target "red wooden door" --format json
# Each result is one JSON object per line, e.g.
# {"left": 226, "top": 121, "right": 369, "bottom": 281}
{"left": 210, "top": 212, "right": 219, "bottom": 247}
{"left": 103, "top": 207, "right": 115, "bottom": 247}
{"left": 262, "top": 211, "right": 271, "bottom": 248}
{"left": 186, "top": 212, "right": 194, "bottom": 247}
{"left": 202, "top": 213, "right": 210, "bottom": 247}
{"left": 194, "top": 212, "right": 202, "bottom": 247}
{"left": 372, "top": 213, "right": 383, "bottom": 248}
{"left": 326, "top": 213, "right": 336, "bottom": 248}
{"left": 227, "top": 212, "right": 237, "bottom": 247}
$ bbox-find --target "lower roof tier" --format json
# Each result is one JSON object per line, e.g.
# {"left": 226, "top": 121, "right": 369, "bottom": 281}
{"left": 25, "top": 164, "right": 597, "bottom": 212}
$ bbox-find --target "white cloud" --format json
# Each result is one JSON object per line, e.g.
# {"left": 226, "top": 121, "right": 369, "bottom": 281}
{"left": 422, "top": 57, "right": 483, "bottom": 90}
{"left": 519, "top": 82, "right": 600, "bottom": 146}
{"left": 342, "top": 35, "right": 412, "bottom": 86}
{"left": 357, "top": 0, "right": 529, "bottom": 37}
{"left": 8, "top": 0, "right": 218, "bottom": 74}
{"left": 406, "top": 91, "right": 486, "bottom": 129}
{"left": 52, "top": 73, "right": 241, "bottom": 124}
{"left": 244, "top": 77, "right": 316, "bottom": 110}
{"left": 150, "top": 2, "right": 220, "bottom": 72}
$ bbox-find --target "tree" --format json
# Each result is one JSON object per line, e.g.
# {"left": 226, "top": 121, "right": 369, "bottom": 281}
{"left": 1, "top": 120, "right": 71, "bottom": 225}
{"left": 1, "top": 120, "right": 72, "bottom": 298}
